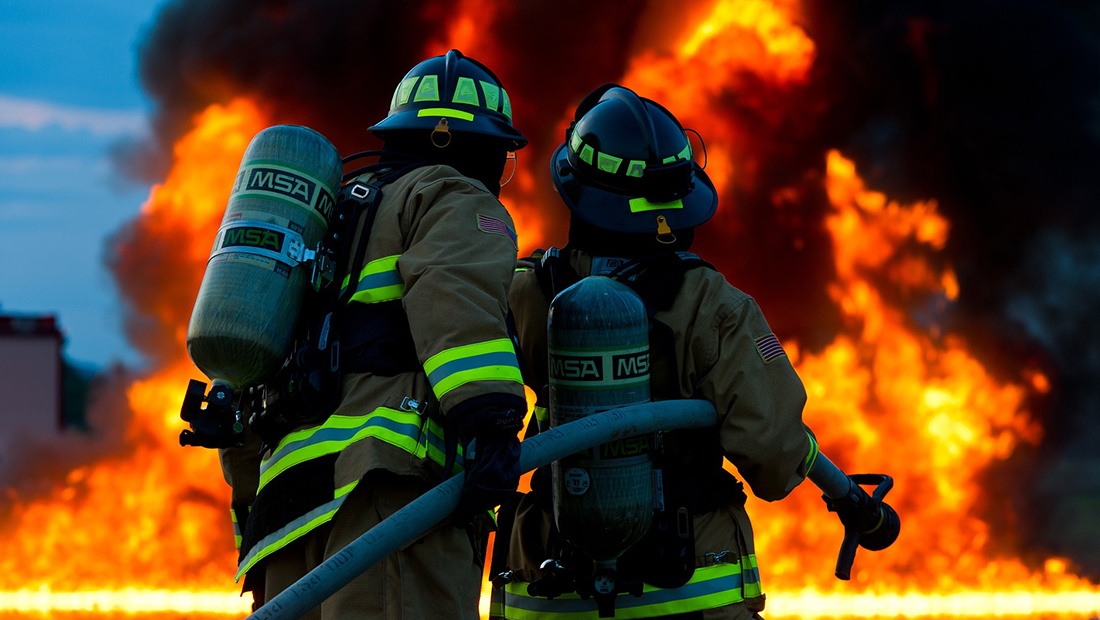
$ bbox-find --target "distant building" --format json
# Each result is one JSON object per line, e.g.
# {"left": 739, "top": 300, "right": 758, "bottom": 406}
{"left": 0, "top": 315, "right": 64, "bottom": 440}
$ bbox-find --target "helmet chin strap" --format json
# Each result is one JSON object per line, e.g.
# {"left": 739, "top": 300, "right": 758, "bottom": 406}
{"left": 500, "top": 151, "right": 518, "bottom": 188}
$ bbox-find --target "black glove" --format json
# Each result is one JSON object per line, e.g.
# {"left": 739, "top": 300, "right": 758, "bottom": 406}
{"left": 824, "top": 475, "right": 900, "bottom": 551}
{"left": 448, "top": 394, "right": 526, "bottom": 524}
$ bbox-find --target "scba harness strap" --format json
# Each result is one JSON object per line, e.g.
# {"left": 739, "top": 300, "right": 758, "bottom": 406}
{"left": 498, "top": 248, "right": 749, "bottom": 607}
{"left": 248, "top": 154, "right": 432, "bottom": 450}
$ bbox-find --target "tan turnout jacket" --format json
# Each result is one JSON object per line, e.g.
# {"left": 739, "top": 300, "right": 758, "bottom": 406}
{"left": 499, "top": 248, "right": 814, "bottom": 619}
{"left": 220, "top": 163, "right": 526, "bottom": 581}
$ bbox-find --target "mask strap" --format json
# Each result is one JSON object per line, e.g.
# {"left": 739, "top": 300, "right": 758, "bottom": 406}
{"left": 500, "top": 151, "right": 518, "bottom": 188}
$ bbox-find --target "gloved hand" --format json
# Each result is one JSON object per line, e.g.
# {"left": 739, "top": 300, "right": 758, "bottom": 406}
{"left": 448, "top": 395, "right": 526, "bottom": 524}
{"left": 824, "top": 475, "right": 900, "bottom": 551}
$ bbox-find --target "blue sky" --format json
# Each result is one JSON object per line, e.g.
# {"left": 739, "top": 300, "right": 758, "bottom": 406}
{"left": 0, "top": 0, "right": 168, "bottom": 369}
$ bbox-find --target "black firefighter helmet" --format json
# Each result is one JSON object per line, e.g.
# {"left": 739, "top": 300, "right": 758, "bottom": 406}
{"left": 552, "top": 84, "right": 717, "bottom": 236}
{"left": 369, "top": 49, "right": 528, "bottom": 151}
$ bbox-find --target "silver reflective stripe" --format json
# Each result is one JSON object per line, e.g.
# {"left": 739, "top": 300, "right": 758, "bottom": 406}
{"left": 503, "top": 568, "right": 743, "bottom": 616}
{"left": 425, "top": 351, "right": 520, "bottom": 386}
{"left": 236, "top": 492, "right": 348, "bottom": 580}
{"left": 355, "top": 269, "right": 403, "bottom": 293}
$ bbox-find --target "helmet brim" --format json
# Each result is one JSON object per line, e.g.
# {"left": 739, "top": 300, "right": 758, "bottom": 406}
{"left": 369, "top": 111, "right": 528, "bottom": 150}
{"left": 550, "top": 142, "right": 718, "bottom": 234}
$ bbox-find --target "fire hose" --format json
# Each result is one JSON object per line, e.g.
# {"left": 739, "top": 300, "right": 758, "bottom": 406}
{"left": 245, "top": 400, "right": 899, "bottom": 620}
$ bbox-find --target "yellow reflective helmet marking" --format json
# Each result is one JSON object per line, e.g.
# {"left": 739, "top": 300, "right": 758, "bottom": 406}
{"left": 569, "top": 131, "right": 583, "bottom": 154}
{"left": 413, "top": 75, "right": 440, "bottom": 102}
{"left": 481, "top": 81, "right": 501, "bottom": 111}
{"left": 629, "top": 197, "right": 684, "bottom": 213}
{"left": 597, "top": 152, "right": 623, "bottom": 174}
{"left": 626, "top": 160, "right": 646, "bottom": 178}
{"left": 396, "top": 77, "right": 419, "bottom": 107}
{"left": 579, "top": 144, "right": 595, "bottom": 165}
{"left": 502, "top": 88, "right": 513, "bottom": 120}
{"left": 677, "top": 142, "right": 692, "bottom": 161}
{"left": 453, "top": 77, "right": 480, "bottom": 106}
{"left": 417, "top": 107, "right": 475, "bottom": 121}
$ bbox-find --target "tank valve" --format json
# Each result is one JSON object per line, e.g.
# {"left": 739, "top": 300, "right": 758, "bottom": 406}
{"left": 179, "top": 379, "right": 245, "bottom": 449}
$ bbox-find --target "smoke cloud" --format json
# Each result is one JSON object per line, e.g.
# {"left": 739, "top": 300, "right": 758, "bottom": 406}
{"left": 113, "top": 0, "right": 1100, "bottom": 576}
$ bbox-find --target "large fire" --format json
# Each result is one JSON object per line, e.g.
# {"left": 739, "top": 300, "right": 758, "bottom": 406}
{"left": 2, "top": 0, "right": 1100, "bottom": 619}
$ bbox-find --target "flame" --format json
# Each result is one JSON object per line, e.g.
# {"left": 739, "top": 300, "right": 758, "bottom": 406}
{"left": 743, "top": 151, "right": 1098, "bottom": 613}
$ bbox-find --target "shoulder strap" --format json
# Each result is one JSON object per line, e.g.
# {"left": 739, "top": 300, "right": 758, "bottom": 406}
{"left": 529, "top": 247, "right": 583, "bottom": 304}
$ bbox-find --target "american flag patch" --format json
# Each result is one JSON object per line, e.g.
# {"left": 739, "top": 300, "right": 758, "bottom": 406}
{"left": 476, "top": 214, "right": 518, "bottom": 248}
{"left": 754, "top": 333, "right": 786, "bottom": 364}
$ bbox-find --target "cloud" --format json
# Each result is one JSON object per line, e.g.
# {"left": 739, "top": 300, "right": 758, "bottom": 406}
{"left": 0, "top": 94, "right": 148, "bottom": 137}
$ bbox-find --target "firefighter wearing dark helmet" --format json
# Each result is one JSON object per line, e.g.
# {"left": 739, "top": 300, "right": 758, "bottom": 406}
{"left": 220, "top": 50, "right": 528, "bottom": 620}
{"left": 492, "top": 85, "right": 819, "bottom": 619}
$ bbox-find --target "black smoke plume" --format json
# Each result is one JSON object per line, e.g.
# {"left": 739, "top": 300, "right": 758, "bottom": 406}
{"left": 118, "top": 0, "right": 1100, "bottom": 576}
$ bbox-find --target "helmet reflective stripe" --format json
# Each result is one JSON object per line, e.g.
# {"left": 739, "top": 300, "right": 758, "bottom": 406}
{"left": 453, "top": 76, "right": 480, "bottom": 105}
{"left": 579, "top": 143, "right": 595, "bottom": 165}
{"left": 626, "top": 160, "right": 646, "bottom": 178}
{"left": 418, "top": 107, "right": 475, "bottom": 121}
{"left": 413, "top": 75, "right": 440, "bottom": 102}
{"left": 481, "top": 81, "right": 500, "bottom": 110}
{"left": 663, "top": 143, "right": 692, "bottom": 164}
{"left": 629, "top": 197, "right": 684, "bottom": 213}
{"left": 597, "top": 152, "right": 623, "bottom": 174}
{"left": 369, "top": 49, "right": 527, "bottom": 149}
{"left": 396, "top": 76, "right": 419, "bottom": 106}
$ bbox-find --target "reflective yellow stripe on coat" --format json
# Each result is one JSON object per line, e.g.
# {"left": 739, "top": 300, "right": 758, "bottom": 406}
{"left": 341, "top": 254, "right": 404, "bottom": 304}
{"left": 236, "top": 407, "right": 463, "bottom": 579}
{"left": 423, "top": 338, "right": 523, "bottom": 400}
{"left": 492, "top": 558, "right": 761, "bottom": 620}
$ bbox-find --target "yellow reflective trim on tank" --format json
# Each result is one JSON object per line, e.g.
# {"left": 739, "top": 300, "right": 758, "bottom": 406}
{"left": 502, "top": 88, "right": 512, "bottom": 120}
{"left": 417, "top": 107, "right": 476, "bottom": 122}
{"left": 413, "top": 75, "right": 440, "bottom": 102}
{"left": 629, "top": 197, "right": 684, "bottom": 213}
{"left": 597, "top": 152, "right": 623, "bottom": 174}
{"left": 481, "top": 81, "right": 500, "bottom": 111}
{"left": 453, "top": 77, "right": 480, "bottom": 106}
{"left": 626, "top": 160, "right": 646, "bottom": 178}
{"left": 396, "top": 77, "right": 419, "bottom": 107}
{"left": 579, "top": 144, "right": 594, "bottom": 165}
{"left": 499, "top": 563, "right": 747, "bottom": 619}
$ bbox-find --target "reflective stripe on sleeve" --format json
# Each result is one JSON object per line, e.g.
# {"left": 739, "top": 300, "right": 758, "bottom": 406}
{"left": 802, "top": 431, "right": 820, "bottom": 476}
{"left": 422, "top": 338, "right": 523, "bottom": 399}
{"left": 341, "top": 254, "right": 404, "bottom": 304}
{"left": 499, "top": 561, "right": 754, "bottom": 620}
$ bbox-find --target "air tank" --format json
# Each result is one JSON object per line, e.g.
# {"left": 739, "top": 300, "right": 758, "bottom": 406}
{"left": 548, "top": 276, "right": 653, "bottom": 561}
{"left": 187, "top": 125, "right": 342, "bottom": 391}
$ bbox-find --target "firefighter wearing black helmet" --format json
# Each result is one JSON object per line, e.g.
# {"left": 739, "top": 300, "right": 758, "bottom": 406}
{"left": 220, "top": 50, "right": 528, "bottom": 620}
{"left": 491, "top": 85, "right": 820, "bottom": 619}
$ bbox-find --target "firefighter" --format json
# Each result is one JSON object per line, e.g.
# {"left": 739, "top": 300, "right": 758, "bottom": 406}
{"left": 493, "top": 85, "right": 820, "bottom": 620}
{"left": 220, "top": 49, "right": 529, "bottom": 620}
